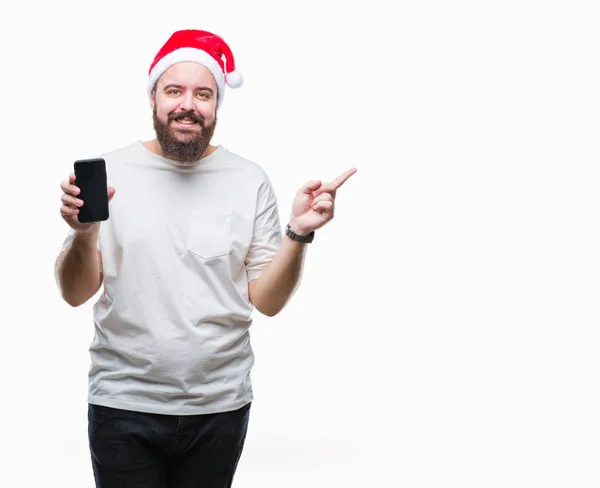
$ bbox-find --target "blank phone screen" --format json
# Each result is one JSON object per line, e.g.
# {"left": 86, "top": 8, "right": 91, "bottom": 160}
{"left": 74, "top": 159, "right": 109, "bottom": 223}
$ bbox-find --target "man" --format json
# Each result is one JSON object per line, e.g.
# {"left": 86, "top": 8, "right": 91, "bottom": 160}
{"left": 55, "top": 29, "right": 356, "bottom": 488}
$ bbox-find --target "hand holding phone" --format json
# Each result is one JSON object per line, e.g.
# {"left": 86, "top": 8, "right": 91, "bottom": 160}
{"left": 60, "top": 159, "right": 115, "bottom": 234}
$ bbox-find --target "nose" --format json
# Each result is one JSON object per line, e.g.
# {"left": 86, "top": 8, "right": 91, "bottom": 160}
{"left": 179, "top": 91, "right": 195, "bottom": 111}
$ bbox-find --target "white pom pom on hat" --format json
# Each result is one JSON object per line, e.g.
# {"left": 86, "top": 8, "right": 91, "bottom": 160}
{"left": 225, "top": 70, "right": 243, "bottom": 89}
{"left": 147, "top": 29, "right": 243, "bottom": 107}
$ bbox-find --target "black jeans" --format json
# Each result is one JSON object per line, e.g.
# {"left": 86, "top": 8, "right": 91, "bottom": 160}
{"left": 88, "top": 402, "right": 251, "bottom": 488}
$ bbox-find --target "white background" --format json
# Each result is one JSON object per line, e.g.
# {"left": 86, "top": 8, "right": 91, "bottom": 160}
{"left": 1, "top": 0, "right": 599, "bottom": 486}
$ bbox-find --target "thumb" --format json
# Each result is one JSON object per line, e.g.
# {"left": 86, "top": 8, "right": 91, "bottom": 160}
{"left": 299, "top": 179, "right": 322, "bottom": 195}
{"left": 107, "top": 186, "right": 116, "bottom": 202}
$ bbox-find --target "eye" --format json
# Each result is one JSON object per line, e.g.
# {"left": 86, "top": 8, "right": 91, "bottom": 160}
{"left": 167, "top": 89, "right": 180, "bottom": 96}
{"left": 197, "top": 92, "right": 210, "bottom": 99}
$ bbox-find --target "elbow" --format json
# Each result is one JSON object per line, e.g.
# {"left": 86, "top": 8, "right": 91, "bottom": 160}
{"left": 256, "top": 304, "right": 281, "bottom": 317}
{"left": 62, "top": 294, "right": 85, "bottom": 308}
{"left": 263, "top": 308, "right": 281, "bottom": 318}
{"left": 249, "top": 280, "right": 294, "bottom": 318}
{"left": 59, "top": 276, "right": 101, "bottom": 308}
{"left": 252, "top": 299, "right": 284, "bottom": 317}
{"left": 58, "top": 284, "right": 82, "bottom": 307}
{"left": 60, "top": 286, "right": 96, "bottom": 307}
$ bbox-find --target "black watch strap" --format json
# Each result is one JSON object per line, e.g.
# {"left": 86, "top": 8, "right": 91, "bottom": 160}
{"left": 285, "top": 224, "right": 315, "bottom": 243}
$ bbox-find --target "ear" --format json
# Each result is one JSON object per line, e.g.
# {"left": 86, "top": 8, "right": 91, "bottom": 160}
{"left": 150, "top": 90, "right": 156, "bottom": 110}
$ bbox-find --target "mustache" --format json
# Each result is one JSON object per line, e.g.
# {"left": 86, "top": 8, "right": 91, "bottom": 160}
{"left": 169, "top": 111, "right": 205, "bottom": 126}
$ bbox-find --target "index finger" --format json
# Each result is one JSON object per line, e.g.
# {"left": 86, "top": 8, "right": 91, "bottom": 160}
{"left": 330, "top": 167, "right": 357, "bottom": 190}
{"left": 61, "top": 174, "right": 80, "bottom": 194}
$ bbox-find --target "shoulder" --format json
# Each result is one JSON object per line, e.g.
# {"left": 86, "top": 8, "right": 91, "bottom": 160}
{"left": 216, "top": 146, "right": 274, "bottom": 185}
{"left": 99, "top": 141, "right": 142, "bottom": 162}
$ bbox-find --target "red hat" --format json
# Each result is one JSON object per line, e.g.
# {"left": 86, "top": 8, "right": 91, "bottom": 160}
{"left": 147, "top": 29, "right": 243, "bottom": 107}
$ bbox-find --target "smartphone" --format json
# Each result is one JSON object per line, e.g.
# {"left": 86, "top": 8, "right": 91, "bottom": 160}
{"left": 73, "top": 158, "right": 109, "bottom": 223}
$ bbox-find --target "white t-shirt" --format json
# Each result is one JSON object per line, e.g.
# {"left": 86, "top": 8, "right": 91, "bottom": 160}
{"left": 61, "top": 141, "right": 283, "bottom": 415}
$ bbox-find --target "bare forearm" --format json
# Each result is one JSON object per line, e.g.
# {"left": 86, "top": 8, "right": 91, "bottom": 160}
{"left": 250, "top": 236, "right": 308, "bottom": 316}
{"left": 55, "top": 231, "right": 102, "bottom": 307}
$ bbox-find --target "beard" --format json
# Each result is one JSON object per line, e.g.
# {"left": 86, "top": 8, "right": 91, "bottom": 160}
{"left": 153, "top": 106, "right": 217, "bottom": 165}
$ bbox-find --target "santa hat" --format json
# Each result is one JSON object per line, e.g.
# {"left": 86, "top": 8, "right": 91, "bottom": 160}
{"left": 147, "top": 29, "right": 243, "bottom": 107}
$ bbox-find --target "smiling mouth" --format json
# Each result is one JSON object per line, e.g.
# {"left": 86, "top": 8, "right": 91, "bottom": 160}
{"left": 173, "top": 118, "right": 197, "bottom": 125}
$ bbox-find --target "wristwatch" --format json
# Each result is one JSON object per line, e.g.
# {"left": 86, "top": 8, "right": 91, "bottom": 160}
{"left": 285, "top": 224, "right": 315, "bottom": 243}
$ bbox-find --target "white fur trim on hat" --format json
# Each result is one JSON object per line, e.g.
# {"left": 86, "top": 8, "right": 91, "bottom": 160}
{"left": 147, "top": 47, "right": 226, "bottom": 106}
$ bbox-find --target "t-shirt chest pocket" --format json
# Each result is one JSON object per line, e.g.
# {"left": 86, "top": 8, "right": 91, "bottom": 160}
{"left": 187, "top": 211, "right": 231, "bottom": 259}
